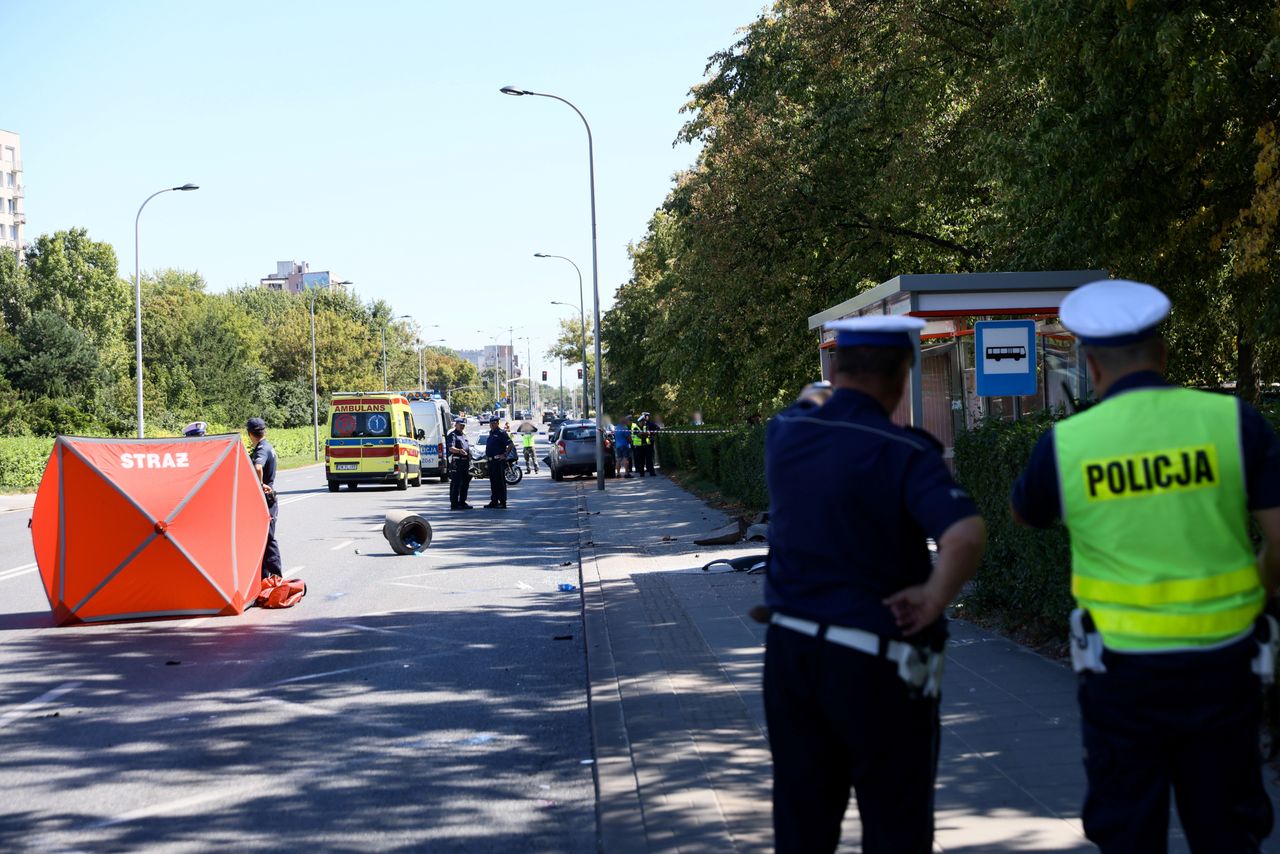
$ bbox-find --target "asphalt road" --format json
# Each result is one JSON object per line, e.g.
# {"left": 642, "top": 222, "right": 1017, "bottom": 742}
{"left": 0, "top": 432, "right": 598, "bottom": 852}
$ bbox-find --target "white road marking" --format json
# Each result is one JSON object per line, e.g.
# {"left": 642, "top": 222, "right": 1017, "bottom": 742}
{"left": 278, "top": 492, "right": 319, "bottom": 507}
{"left": 87, "top": 783, "right": 268, "bottom": 829}
{"left": 0, "top": 681, "right": 81, "bottom": 731}
{"left": 515, "top": 581, "right": 534, "bottom": 590}
{"left": 345, "top": 623, "right": 415, "bottom": 637}
{"left": 330, "top": 539, "right": 354, "bottom": 551}
{"left": 262, "top": 696, "right": 341, "bottom": 717}
{"left": 0, "top": 563, "right": 37, "bottom": 581}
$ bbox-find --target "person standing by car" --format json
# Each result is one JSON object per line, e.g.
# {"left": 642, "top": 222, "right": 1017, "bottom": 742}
{"left": 447, "top": 416, "right": 472, "bottom": 510}
{"left": 614, "top": 415, "right": 634, "bottom": 478}
{"left": 247, "top": 417, "right": 283, "bottom": 580}
{"left": 631, "top": 413, "right": 649, "bottom": 476}
{"left": 643, "top": 415, "right": 660, "bottom": 476}
{"left": 484, "top": 416, "right": 512, "bottom": 509}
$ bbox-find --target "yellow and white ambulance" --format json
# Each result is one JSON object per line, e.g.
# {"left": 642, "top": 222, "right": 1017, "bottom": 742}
{"left": 324, "top": 392, "right": 421, "bottom": 492}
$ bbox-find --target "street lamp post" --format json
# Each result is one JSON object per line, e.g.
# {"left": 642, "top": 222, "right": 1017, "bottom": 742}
{"left": 134, "top": 183, "right": 198, "bottom": 438}
{"left": 537, "top": 254, "right": 590, "bottom": 419}
{"left": 310, "top": 291, "right": 319, "bottom": 461}
{"left": 550, "top": 298, "right": 587, "bottom": 416}
{"left": 503, "top": 85, "right": 605, "bottom": 490}
{"left": 421, "top": 337, "right": 446, "bottom": 391}
{"left": 382, "top": 314, "right": 412, "bottom": 391}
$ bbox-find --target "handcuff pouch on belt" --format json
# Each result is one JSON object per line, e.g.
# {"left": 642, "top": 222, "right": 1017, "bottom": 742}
{"left": 891, "top": 632, "right": 947, "bottom": 700}
{"left": 1069, "top": 608, "right": 1106, "bottom": 674}
{"left": 1252, "top": 614, "right": 1280, "bottom": 685}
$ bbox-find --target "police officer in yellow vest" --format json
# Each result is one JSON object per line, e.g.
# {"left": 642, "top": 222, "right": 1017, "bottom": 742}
{"left": 631, "top": 414, "right": 650, "bottom": 476}
{"left": 1012, "top": 280, "right": 1280, "bottom": 852}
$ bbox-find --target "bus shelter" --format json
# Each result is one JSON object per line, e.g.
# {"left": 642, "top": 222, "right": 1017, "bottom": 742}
{"left": 808, "top": 270, "right": 1107, "bottom": 455}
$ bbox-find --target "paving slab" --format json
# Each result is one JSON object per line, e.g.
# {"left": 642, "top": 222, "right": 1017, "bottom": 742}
{"left": 575, "top": 473, "right": 1280, "bottom": 853}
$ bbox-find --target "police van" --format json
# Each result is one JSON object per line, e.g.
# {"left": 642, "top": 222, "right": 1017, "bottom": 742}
{"left": 324, "top": 392, "right": 421, "bottom": 492}
{"left": 405, "top": 391, "right": 453, "bottom": 482}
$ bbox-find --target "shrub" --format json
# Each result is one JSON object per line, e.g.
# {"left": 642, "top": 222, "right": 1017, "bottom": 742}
{"left": 657, "top": 426, "right": 767, "bottom": 511}
{"left": 953, "top": 411, "right": 1074, "bottom": 631}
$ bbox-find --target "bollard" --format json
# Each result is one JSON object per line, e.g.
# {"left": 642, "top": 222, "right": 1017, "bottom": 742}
{"left": 383, "top": 510, "right": 433, "bottom": 555}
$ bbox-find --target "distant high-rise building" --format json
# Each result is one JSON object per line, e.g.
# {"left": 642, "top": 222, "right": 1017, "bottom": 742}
{"left": 258, "top": 260, "right": 349, "bottom": 293}
{"left": 0, "top": 130, "right": 25, "bottom": 259}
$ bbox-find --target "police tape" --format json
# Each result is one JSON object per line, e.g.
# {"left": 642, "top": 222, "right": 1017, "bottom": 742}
{"left": 639, "top": 429, "right": 739, "bottom": 435}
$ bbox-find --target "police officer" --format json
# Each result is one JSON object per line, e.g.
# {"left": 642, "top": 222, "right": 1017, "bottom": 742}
{"left": 631, "top": 413, "right": 649, "bottom": 476}
{"left": 642, "top": 414, "right": 660, "bottom": 476}
{"left": 183, "top": 421, "right": 208, "bottom": 437}
{"left": 447, "top": 416, "right": 473, "bottom": 510}
{"left": 1011, "top": 280, "right": 1280, "bottom": 852}
{"left": 484, "top": 415, "right": 512, "bottom": 509}
{"left": 246, "top": 417, "right": 283, "bottom": 579}
{"left": 764, "top": 315, "right": 985, "bottom": 853}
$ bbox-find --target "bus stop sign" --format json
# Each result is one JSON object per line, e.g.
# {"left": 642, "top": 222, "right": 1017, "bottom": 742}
{"left": 975, "top": 320, "right": 1037, "bottom": 397}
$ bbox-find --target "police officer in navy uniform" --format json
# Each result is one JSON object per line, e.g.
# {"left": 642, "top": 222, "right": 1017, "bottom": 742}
{"left": 1012, "top": 280, "right": 1280, "bottom": 852}
{"left": 764, "top": 316, "right": 986, "bottom": 853}
{"left": 247, "top": 417, "right": 283, "bottom": 579}
{"left": 484, "top": 415, "right": 512, "bottom": 509}
{"left": 447, "top": 416, "right": 473, "bottom": 510}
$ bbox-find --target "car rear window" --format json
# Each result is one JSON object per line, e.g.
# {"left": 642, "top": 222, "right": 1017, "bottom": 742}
{"left": 331, "top": 411, "right": 392, "bottom": 438}
{"left": 561, "top": 427, "right": 595, "bottom": 442}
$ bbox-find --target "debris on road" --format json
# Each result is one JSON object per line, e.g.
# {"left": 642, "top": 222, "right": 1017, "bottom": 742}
{"left": 383, "top": 510, "right": 433, "bottom": 555}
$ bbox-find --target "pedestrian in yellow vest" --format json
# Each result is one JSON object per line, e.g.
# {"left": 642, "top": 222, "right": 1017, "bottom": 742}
{"left": 1011, "top": 280, "right": 1280, "bottom": 852}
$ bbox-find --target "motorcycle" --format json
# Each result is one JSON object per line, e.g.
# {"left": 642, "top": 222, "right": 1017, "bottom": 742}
{"left": 469, "top": 447, "right": 524, "bottom": 485}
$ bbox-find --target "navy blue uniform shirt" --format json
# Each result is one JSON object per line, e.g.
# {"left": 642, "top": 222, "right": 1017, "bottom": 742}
{"left": 485, "top": 428, "right": 512, "bottom": 459}
{"left": 765, "top": 387, "right": 979, "bottom": 638}
{"left": 250, "top": 437, "right": 277, "bottom": 487}
{"left": 1011, "top": 371, "right": 1280, "bottom": 527}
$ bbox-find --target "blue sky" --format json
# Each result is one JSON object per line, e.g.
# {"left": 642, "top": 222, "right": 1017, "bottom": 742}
{"left": 7, "top": 0, "right": 766, "bottom": 372}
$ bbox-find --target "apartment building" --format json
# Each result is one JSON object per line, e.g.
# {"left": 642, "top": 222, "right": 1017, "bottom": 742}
{"left": 258, "top": 260, "right": 349, "bottom": 293}
{"left": 0, "top": 130, "right": 24, "bottom": 258}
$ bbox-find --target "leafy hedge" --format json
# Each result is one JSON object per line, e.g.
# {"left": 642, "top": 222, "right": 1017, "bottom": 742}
{"left": 0, "top": 426, "right": 318, "bottom": 493}
{"left": 656, "top": 427, "right": 768, "bottom": 511}
{"left": 954, "top": 411, "right": 1074, "bottom": 631}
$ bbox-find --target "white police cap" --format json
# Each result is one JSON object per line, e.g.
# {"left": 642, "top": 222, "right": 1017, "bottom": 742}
{"left": 825, "top": 315, "right": 925, "bottom": 348}
{"left": 182, "top": 421, "right": 208, "bottom": 437}
{"left": 1059, "top": 280, "right": 1171, "bottom": 346}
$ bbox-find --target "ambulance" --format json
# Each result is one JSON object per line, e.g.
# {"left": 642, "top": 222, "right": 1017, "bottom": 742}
{"left": 324, "top": 392, "right": 421, "bottom": 492}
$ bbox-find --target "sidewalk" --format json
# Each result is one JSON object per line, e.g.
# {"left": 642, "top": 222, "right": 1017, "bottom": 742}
{"left": 574, "top": 473, "right": 1280, "bottom": 853}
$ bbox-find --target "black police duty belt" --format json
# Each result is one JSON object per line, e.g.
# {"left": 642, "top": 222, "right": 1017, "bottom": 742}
{"left": 771, "top": 612, "right": 946, "bottom": 698}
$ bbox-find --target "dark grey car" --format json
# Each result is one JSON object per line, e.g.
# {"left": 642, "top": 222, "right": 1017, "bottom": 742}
{"left": 549, "top": 421, "right": 615, "bottom": 480}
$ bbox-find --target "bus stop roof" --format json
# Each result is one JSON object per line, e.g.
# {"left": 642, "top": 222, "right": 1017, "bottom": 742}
{"left": 808, "top": 270, "right": 1108, "bottom": 330}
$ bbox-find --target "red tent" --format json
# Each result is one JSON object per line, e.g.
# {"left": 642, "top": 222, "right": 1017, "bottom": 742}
{"left": 30, "top": 434, "right": 271, "bottom": 626}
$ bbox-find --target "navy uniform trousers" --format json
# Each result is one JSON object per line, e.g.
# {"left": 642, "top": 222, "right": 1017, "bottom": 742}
{"left": 449, "top": 458, "right": 470, "bottom": 508}
{"left": 764, "top": 625, "right": 939, "bottom": 853}
{"left": 1079, "top": 636, "right": 1272, "bottom": 853}
{"left": 487, "top": 457, "right": 507, "bottom": 507}
{"left": 261, "top": 499, "right": 282, "bottom": 579}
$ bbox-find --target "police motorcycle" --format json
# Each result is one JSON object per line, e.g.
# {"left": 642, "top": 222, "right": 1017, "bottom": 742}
{"left": 468, "top": 445, "right": 524, "bottom": 485}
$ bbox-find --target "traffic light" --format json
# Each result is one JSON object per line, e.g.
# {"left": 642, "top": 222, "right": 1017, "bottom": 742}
{"left": 577, "top": 368, "right": 583, "bottom": 379}
{"left": 542, "top": 370, "right": 548, "bottom": 382}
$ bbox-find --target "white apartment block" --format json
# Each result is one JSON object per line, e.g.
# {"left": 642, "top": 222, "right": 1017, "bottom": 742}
{"left": 0, "top": 130, "right": 24, "bottom": 258}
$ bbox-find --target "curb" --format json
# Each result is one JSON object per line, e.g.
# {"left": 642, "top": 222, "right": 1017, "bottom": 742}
{"left": 576, "top": 484, "right": 649, "bottom": 854}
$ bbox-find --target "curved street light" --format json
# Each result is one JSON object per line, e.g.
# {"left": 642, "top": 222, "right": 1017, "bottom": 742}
{"left": 538, "top": 254, "right": 590, "bottom": 418}
{"left": 383, "top": 314, "right": 412, "bottom": 391}
{"left": 550, "top": 297, "right": 588, "bottom": 417}
{"left": 134, "top": 183, "right": 198, "bottom": 437}
{"left": 503, "top": 85, "right": 605, "bottom": 490}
